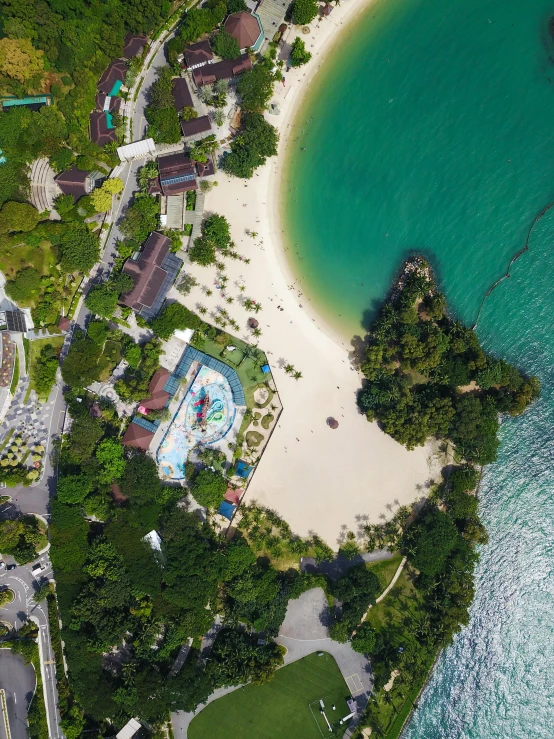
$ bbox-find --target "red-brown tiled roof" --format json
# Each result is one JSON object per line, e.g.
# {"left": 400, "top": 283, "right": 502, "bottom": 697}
{"left": 95, "top": 93, "right": 123, "bottom": 113}
{"left": 180, "top": 115, "right": 212, "bottom": 138}
{"left": 184, "top": 40, "right": 213, "bottom": 69}
{"left": 196, "top": 157, "right": 215, "bottom": 177}
{"left": 192, "top": 54, "right": 252, "bottom": 86}
{"left": 58, "top": 316, "right": 71, "bottom": 332}
{"left": 123, "top": 33, "right": 148, "bottom": 59}
{"left": 119, "top": 232, "right": 171, "bottom": 312}
{"left": 54, "top": 168, "right": 89, "bottom": 201}
{"left": 121, "top": 422, "right": 155, "bottom": 450}
{"left": 97, "top": 60, "right": 127, "bottom": 95}
{"left": 89, "top": 111, "right": 117, "bottom": 146}
{"left": 224, "top": 12, "right": 262, "bottom": 49}
{"left": 141, "top": 368, "right": 171, "bottom": 410}
{"left": 172, "top": 77, "right": 194, "bottom": 111}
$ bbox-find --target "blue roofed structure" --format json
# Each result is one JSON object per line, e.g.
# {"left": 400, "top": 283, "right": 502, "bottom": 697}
{"left": 218, "top": 501, "right": 237, "bottom": 520}
{"left": 163, "top": 345, "right": 246, "bottom": 406}
{"left": 235, "top": 460, "right": 253, "bottom": 479}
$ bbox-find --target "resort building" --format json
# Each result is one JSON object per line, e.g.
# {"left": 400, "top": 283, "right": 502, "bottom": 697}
{"left": 255, "top": 0, "right": 288, "bottom": 48}
{"left": 183, "top": 40, "right": 214, "bottom": 70}
{"left": 192, "top": 54, "right": 252, "bottom": 87}
{"left": 122, "top": 416, "right": 159, "bottom": 450}
{"left": 54, "top": 167, "right": 93, "bottom": 201}
{"left": 172, "top": 77, "right": 194, "bottom": 112}
{"left": 180, "top": 115, "right": 212, "bottom": 140}
{"left": 117, "top": 138, "right": 156, "bottom": 163}
{"left": 97, "top": 59, "right": 127, "bottom": 96}
{"left": 157, "top": 152, "right": 198, "bottom": 195}
{"left": 119, "top": 231, "right": 183, "bottom": 319}
{"left": 224, "top": 11, "right": 264, "bottom": 52}
{"left": 123, "top": 33, "right": 148, "bottom": 59}
{"left": 140, "top": 368, "right": 172, "bottom": 410}
{"left": 89, "top": 111, "right": 117, "bottom": 146}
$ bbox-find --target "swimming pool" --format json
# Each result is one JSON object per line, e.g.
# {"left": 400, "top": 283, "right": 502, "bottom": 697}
{"left": 157, "top": 366, "right": 236, "bottom": 480}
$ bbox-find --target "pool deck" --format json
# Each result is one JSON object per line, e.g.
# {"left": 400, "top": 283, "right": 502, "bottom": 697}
{"left": 151, "top": 361, "right": 246, "bottom": 482}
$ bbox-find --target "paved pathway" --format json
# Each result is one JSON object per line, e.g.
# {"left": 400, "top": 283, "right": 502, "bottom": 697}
{"left": 0, "top": 556, "right": 62, "bottom": 738}
{"left": 0, "top": 649, "right": 36, "bottom": 739}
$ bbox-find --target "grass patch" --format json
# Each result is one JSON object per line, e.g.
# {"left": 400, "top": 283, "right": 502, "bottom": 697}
{"left": 246, "top": 430, "right": 264, "bottom": 448}
{"left": 200, "top": 335, "right": 268, "bottom": 404}
{"left": 9, "top": 347, "right": 19, "bottom": 394}
{"left": 366, "top": 568, "right": 421, "bottom": 632}
{"left": 0, "top": 429, "right": 14, "bottom": 453}
{"left": 366, "top": 554, "right": 403, "bottom": 594}
{"left": 27, "top": 335, "right": 65, "bottom": 402}
{"left": 0, "top": 240, "right": 57, "bottom": 281}
{"left": 261, "top": 413, "right": 274, "bottom": 430}
{"left": 188, "top": 652, "right": 351, "bottom": 739}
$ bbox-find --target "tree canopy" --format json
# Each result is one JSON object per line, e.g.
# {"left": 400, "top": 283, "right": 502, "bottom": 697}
{"left": 236, "top": 63, "right": 274, "bottom": 112}
{"left": 358, "top": 260, "right": 540, "bottom": 463}
{"left": 290, "top": 37, "right": 312, "bottom": 67}
{"left": 150, "top": 302, "right": 202, "bottom": 340}
{"left": 221, "top": 112, "right": 279, "bottom": 179}
{"left": 212, "top": 30, "right": 240, "bottom": 59}
{"left": 59, "top": 224, "right": 100, "bottom": 273}
{"left": 0, "top": 202, "right": 41, "bottom": 234}
{"left": 292, "top": 0, "right": 318, "bottom": 25}
{"left": 191, "top": 468, "right": 227, "bottom": 509}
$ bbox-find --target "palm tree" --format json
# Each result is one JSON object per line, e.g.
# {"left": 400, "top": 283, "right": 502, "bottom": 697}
{"left": 293, "top": 371, "right": 303, "bottom": 380}
{"left": 205, "top": 288, "right": 213, "bottom": 297}
{"left": 284, "top": 364, "right": 294, "bottom": 375}
{"left": 239, "top": 285, "right": 246, "bottom": 292}
{"left": 198, "top": 305, "right": 207, "bottom": 315}
{"left": 253, "top": 303, "right": 262, "bottom": 314}
{"left": 244, "top": 298, "right": 254, "bottom": 311}
{"left": 252, "top": 327, "right": 262, "bottom": 338}
{"left": 226, "top": 296, "right": 234, "bottom": 305}
{"left": 250, "top": 231, "right": 258, "bottom": 238}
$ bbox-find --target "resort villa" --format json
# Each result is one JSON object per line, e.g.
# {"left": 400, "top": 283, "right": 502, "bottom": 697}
{"left": 119, "top": 231, "right": 183, "bottom": 319}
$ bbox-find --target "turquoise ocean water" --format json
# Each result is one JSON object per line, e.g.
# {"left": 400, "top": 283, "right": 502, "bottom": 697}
{"left": 284, "top": 0, "right": 554, "bottom": 736}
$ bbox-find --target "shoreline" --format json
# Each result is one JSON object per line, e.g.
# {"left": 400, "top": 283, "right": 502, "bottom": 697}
{"left": 177, "top": 0, "right": 441, "bottom": 546}
{"left": 267, "top": 0, "right": 387, "bottom": 349}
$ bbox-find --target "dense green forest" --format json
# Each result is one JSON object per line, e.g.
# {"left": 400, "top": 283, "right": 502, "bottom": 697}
{"left": 50, "top": 385, "right": 341, "bottom": 733}
{"left": 358, "top": 258, "right": 540, "bottom": 463}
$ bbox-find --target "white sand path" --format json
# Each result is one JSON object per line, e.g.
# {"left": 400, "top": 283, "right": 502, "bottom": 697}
{"left": 171, "top": 0, "right": 442, "bottom": 546}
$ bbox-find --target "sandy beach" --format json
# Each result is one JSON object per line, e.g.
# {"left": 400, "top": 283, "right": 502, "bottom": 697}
{"left": 170, "top": 0, "right": 442, "bottom": 546}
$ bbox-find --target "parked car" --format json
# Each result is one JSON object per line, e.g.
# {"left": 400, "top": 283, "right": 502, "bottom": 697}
{"left": 6, "top": 564, "right": 16, "bottom": 571}
{"left": 31, "top": 562, "right": 43, "bottom": 576}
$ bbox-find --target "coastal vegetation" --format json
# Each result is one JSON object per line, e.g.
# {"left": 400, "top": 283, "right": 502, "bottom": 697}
{"left": 222, "top": 112, "right": 279, "bottom": 179}
{"left": 358, "top": 258, "right": 540, "bottom": 463}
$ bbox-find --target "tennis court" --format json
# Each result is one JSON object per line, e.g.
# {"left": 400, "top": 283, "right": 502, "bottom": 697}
{"left": 188, "top": 652, "right": 353, "bottom": 739}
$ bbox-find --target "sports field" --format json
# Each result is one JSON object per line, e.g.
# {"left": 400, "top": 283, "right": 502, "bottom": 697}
{"left": 188, "top": 652, "right": 352, "bottom": 739}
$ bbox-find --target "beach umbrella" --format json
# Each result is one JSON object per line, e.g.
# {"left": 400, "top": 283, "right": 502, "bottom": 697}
{"left": 327, "top": 417, "right": 339, "bottom": 429}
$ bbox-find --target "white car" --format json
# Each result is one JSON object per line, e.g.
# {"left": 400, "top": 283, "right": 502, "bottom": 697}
{"left": 31, "top": 562, "right": 44, "bottom": 576}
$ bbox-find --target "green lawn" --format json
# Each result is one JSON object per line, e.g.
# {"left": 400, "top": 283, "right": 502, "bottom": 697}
{"left": 26, "top": 335, "right": 65, "bottom": 402}
{"left": 367, "top": 553, "right": 403, "bottom": 593}
{"left": 188, "top": 653, "right": 352, "bottom": 739}
{"left": 0, "top": 241, "right": 57, "bottom": 281}
{"left": 200, "top": 335, "right": 268, "bottom": 404}
{"left": 9, "top": 347, "right": 19, "bottom": 395}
